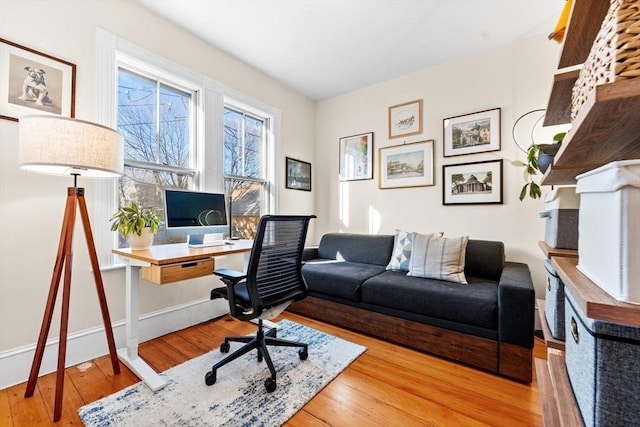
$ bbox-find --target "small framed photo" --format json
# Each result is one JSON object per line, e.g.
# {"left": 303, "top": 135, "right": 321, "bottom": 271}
{"left": 442, "top": 159, "right": 503, "bottom": 205}
{"left": 388, "top": 99, "right": 422, "bottom": 139}
{"left": 339, "top": 132, "right": 373, "bottom": 181}
{"left": 285, "top": 157, "right": 311, "bottom": 191}
{"left": 443, "top": 108, "right": 500, "bottom": 157}
{"left": 0, "top": 38, "right": 76, "bottom": 122}
{"left": 379, "top": 140, "right": 434, "bottom": 189}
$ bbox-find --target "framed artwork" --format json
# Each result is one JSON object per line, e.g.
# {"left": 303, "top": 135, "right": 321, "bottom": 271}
{"left": 0, "top": 38, "right": 76, "bottom": 122}
{"left": 285, "top": 157, "right": 311, "bottom": 191}
{"left": 339, "top": 132, "right": 373, "bottom": 181}
{"left": 388, "top": 99, "right": 422, "bottom": 139}
{"left": 379, "top": 140, "right": 434, "bottom": 189}
{"left": 442, "top": 159, "right": 503, "bottom": 205}
{"left": 443, "top": 108, "right": 500, "bottom": 157}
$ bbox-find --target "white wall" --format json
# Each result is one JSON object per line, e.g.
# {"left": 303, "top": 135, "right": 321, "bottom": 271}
{"left": 314, "top": 35, "right": 563, "bottom": 298}
{"left": 0, "top": 0, "right": 562, "bottom": 389}
{"left": 0, "top": 0, "right": 315, "bottom": 385}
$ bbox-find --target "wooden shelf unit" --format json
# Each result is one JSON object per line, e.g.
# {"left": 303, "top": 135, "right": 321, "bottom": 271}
{"left": 536, "top": 299, "right": 565, "bottom": 352}
{"left": 551, "top": 257, "right": 640, "bottom": 328}
{"left": 541, "top": 78, "right": 640, "bottom": 185}
{"left": 543, "top": 0, "right": 610, "bottom": 126}
{"left": 535, "top": 351, "right": 584, "bottom": 427}
{"left": 541, "top": 0, "right": 640, "bottom": 185}
{"left": 538, "top": 241, "right": 578, "bottom": 260}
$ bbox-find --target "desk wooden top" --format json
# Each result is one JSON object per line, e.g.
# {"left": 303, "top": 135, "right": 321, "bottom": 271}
{"left": 113, "top": 240, "right": 253, "bottom": 265}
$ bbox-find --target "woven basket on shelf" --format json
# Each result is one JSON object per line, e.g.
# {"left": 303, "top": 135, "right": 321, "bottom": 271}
{"left": 571, "top": 0, "right": 640, "bottom": 120}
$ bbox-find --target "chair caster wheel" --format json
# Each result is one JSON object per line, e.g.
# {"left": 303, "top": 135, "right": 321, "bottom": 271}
{"left": 205, "top": 370, "right": 216, "bottom": 386}
{"left": 220, "top": 342, "right": 230, "bottom": 353}
{"left": 298, "top": 348, "right": 308, "bottom": 360}
{"left": 264, "top": 377, "right": 276, "bottom": 392}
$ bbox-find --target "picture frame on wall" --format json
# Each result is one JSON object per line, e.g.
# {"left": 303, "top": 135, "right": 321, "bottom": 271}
{"left": 0, "top": 38, "right": 76, "bottom": 122}
{"left": 443, "top": 108, "right": 500, "bottom": 157}
{"left": 339, "top": 132, "right": 374, "bottom": 181}
{"left": 285, "top": 157, "right": 312, "bottom": 191}
{"left": 388, "top": 99, "right": 422, "bottom": 139}
{"left": 442, "top": 159, "right": 503, "bottom": 205}
{"left": 378, "top": 140, "right": 434, "bottom": 189}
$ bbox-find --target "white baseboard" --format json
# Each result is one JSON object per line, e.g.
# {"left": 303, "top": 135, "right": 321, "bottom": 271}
{"left": 0, "top": 298, "right": 229, "bottom": 390}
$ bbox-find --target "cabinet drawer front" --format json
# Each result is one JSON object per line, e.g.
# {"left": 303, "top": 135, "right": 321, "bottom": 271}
{"left": 142, "top": 259, "right": 215, "bottom": 284}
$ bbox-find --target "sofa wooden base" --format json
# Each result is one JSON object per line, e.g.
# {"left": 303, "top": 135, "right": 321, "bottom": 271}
{"left": 289, "top": 296, "right": 532, "bottom": 383}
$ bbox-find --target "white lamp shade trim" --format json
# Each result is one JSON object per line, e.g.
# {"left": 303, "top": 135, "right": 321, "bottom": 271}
{"left": 19, "top": 115, "right": 124, "bottom": 178}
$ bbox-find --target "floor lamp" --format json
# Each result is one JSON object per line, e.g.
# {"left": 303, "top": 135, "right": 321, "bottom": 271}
{"left": 18, "top": 115, "right": 124, "bottom": 422}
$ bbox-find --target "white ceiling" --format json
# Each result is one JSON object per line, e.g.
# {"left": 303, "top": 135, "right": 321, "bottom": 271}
{"left": 135, "top": 0, "right": 565, "bottom": 101}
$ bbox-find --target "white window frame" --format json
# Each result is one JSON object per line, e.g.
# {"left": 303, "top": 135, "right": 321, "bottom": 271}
{"left": 95, "top": 29, "right": 280, "bottom": 267}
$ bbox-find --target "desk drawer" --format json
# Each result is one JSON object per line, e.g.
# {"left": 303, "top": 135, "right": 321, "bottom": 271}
{"left": 142, "top": 258, "right": 215, "bottom": 284}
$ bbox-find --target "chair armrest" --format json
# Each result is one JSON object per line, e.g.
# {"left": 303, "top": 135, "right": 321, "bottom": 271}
{"left": 302, "top": 246, "right": 319, "bottom": 261}
{"left": 214, "top": 268, "right": 246, "bottom": 284}
{"left": 498, "top": 262, "right": 535, "bottom": 348}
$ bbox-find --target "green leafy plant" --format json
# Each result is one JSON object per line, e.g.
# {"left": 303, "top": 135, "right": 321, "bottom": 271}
{"left": 514, "top": 132, "right": 566, "bottom": 201}
{"left": 110, "top": 202, "right": 160, "bottom": 237}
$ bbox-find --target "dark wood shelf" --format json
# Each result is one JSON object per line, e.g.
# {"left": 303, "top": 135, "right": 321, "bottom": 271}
{"left": 551, "top": 257, "right": 640, "bottom": 327}
{"left": 544, "top": 0, "right": 610, "bottom": 126}
{"left": 542, "top": 77, "right": 640, "bottom": 185}
{"left": 543, "top": 68, "right": 580, "bottom": 126}
{"left": 557, "top": 0, "right": 610, "bottom": 69}
{"left": 536, "top": 351, "right": 584, "bottom": 427}
{"left": 535, "top": 358, "right": 562, "bottom": 427}
{"left": 536, "top": 299, "right": 565, "bottom": 351}
{"left": 538, "top": 241, "right": 578, "bottom": 260}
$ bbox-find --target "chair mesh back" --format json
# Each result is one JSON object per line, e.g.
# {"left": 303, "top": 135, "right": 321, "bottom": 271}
{"left": 247, "top": 216, "right": 312, "bottom": 311}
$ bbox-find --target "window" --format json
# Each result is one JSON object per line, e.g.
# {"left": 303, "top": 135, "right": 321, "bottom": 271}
{"left": 96, "top": 29, "right": 281, "bottom": 266}
{"left": 116, "top": 67, "right": 197, "bottom": 246}
{"left": 224, "top": 106, "right": 269, "bottom": 240}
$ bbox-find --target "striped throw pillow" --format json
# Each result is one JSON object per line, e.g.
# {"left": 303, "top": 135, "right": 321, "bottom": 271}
{"left": 407, "top": 234, "right": 469, "bottom": 284}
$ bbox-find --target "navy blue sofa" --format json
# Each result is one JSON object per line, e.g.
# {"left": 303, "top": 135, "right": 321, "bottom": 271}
{"left": 287, "top": 233, "right": 535, "bottom": 382}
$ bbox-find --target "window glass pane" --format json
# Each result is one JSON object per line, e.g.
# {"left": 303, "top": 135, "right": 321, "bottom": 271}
{"left": 118, "top": 69, "right": 158, "bottom": 162}
{"left": 223, "top": 108, "right": 243, "bottom": 175}
{"left": 159, "top": 83, "right": 191, "bottom": 168}
{"left": 225, "top": 178, "right": 263, "bottom": 240}
{"left": 244, "top": 115, "right": 263, "bottom": 178}
{"left": 117, "top": 167, "right": 192, "bottom": 247}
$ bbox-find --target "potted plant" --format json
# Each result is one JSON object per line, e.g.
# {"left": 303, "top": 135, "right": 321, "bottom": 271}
{"left": 110, "top": 202, "right": 160, "bottom": 250}
{"left": 515, "top": 132, "right": 566, "bottom": 201}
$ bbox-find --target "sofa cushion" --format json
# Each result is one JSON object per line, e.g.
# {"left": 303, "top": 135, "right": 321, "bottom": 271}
{"left": 408, "top": 234, "right": 469, "bottom": 284}
{"left": 361, "top": 270, "right": 498, "bottom": 330}
{"left": 302, "top": 260, "right": 386, "bottom": 301}
{"left": 317, "top": 233, "right": 394, "bottom": 266}
{"left": 464, "top": 240, "right": 505, "bottom": 281}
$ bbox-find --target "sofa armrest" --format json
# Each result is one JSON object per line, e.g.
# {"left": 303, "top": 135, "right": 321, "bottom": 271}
{"left": 498, "top": 262, "right": 535, "bottom": 348}
{"left": 302, "top": 246, "right": 319, "bottom": 261}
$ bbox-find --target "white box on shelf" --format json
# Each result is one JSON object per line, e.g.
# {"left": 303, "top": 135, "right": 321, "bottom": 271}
{"left": 576, "top": 160, "right": 640, "bottom": 304}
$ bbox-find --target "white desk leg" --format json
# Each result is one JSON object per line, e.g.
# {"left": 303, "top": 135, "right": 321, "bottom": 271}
{"left": 117, "top": 263, "right": 168, "bottom": 391}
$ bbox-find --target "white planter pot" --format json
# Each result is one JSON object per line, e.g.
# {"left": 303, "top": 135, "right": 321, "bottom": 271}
{"left": 127, "top": 227, "right": 154, "bottom": 251}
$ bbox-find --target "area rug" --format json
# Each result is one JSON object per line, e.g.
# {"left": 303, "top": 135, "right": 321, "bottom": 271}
{"left": 79, "top": 320, "right": 366, "bottom": 426}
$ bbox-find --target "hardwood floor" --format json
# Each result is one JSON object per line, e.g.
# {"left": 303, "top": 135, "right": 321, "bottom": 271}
{"left": 1, "top": 312, "right": 547, "bottom": 426}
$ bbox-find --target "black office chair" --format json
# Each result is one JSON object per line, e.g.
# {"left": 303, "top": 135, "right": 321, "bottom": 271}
{"left": 205, "top": 214, "right": 316, "bottom": 392}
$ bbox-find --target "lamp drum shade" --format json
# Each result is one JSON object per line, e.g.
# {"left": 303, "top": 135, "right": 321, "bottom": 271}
{"left": 19, "top": 115, "right": 124, "bottom": 178}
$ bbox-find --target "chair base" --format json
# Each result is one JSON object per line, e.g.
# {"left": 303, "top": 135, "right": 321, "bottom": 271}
{"left": 204, "top": 319, "right": 308, "bottom": 392}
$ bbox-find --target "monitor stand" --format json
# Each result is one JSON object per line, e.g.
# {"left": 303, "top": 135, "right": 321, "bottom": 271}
{"left": 187, "top": 234, "right": 226, "bottom": 248}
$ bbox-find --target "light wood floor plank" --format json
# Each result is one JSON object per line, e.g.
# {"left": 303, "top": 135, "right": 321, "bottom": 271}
{"left": 2, "top": 312, "right": 544, "bottom": 426}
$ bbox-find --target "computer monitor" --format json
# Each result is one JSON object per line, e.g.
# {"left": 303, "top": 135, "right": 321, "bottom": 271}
{"left": 164, "top": 189, "right": 228, "bottom": 248}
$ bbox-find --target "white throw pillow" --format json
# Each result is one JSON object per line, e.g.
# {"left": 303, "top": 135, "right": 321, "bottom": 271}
{"left": 407, "top": 234, "right": 469, "bottom": 284}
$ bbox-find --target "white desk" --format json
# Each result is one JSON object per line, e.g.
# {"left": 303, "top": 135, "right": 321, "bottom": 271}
{"left": 113, "top": 241, "right": 253, "bottom": 391}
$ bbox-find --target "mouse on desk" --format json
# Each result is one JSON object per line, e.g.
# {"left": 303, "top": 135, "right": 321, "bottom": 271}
{"left": 224, "top": 241, "right": 235, "bottom": 245}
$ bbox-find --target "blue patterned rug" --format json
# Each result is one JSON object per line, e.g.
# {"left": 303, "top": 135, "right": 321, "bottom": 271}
{"left": 79, "top": 320, "right": 366, "bottom": 426}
